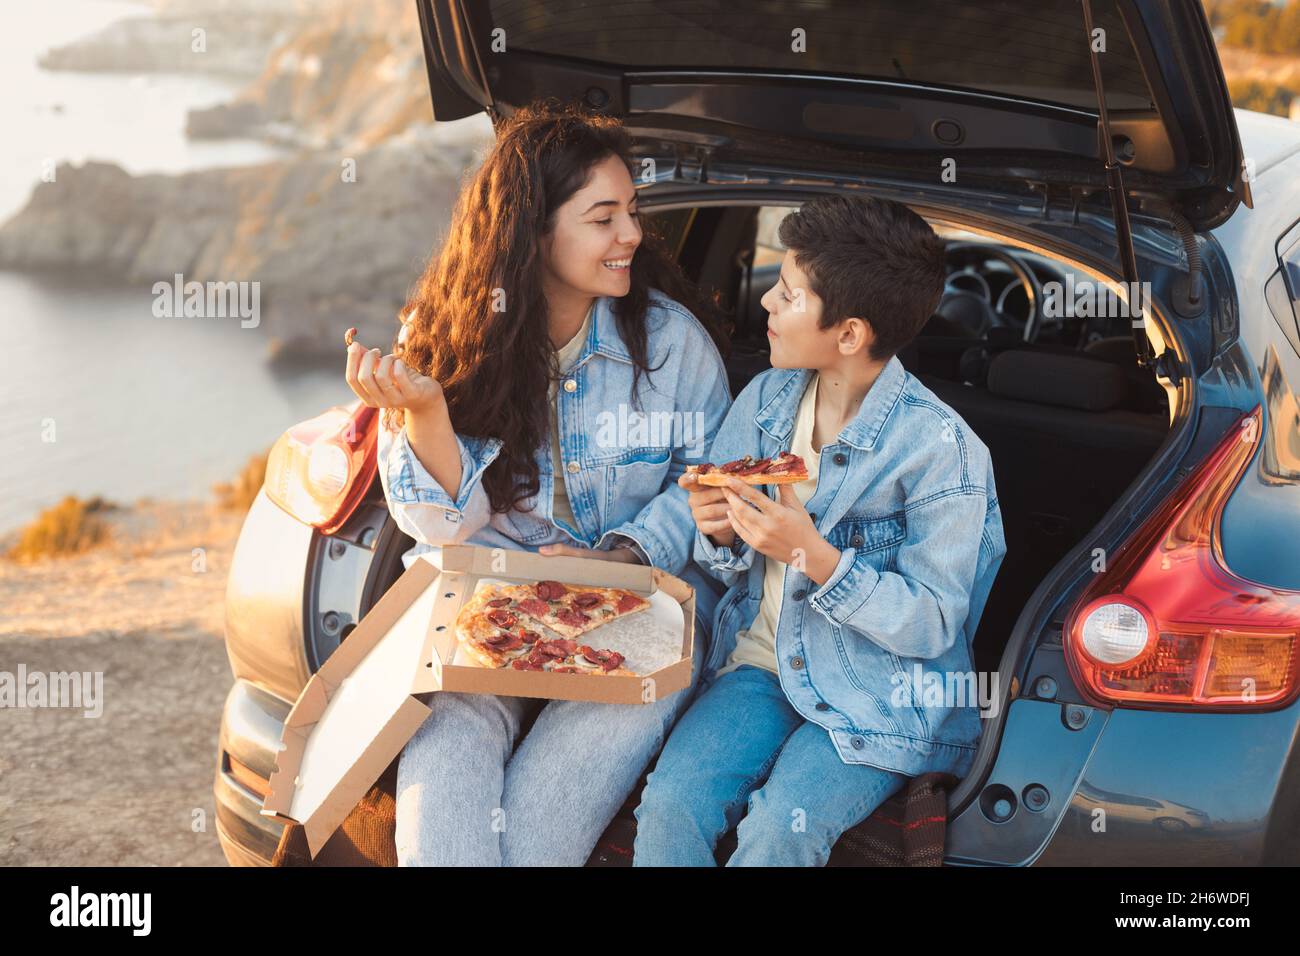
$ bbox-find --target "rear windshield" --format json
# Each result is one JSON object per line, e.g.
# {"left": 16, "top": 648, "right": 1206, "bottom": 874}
{"left": 486, "top": 0, "right": 1154, "bottom": 111}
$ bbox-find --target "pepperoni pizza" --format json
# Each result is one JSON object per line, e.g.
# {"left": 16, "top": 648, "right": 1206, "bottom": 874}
{"left": 454, "top": 579, "right": 651, "bottom": 675}
{"left": 686, "top": 450, "right": 809, "bottom": 486}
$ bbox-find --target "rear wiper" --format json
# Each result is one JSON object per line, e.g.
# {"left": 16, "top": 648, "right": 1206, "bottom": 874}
{"left": 1082, "top": 0, "right": 1155, "bottom": 369}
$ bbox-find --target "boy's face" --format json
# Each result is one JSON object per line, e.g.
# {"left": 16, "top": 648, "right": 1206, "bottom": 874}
{"left": 759, "top": 250, "right": 872, "bottom": 369}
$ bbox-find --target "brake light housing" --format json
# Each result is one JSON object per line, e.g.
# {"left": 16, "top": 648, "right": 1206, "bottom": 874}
{"left": 263, "top": 400, "right": 378, "bottom": 533}
{"left": 1064, "top": 406, "right": 1299, "bottom": 711}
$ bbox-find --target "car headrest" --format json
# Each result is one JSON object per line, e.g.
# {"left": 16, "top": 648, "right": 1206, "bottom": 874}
{"left": 986, "top": 349, "right": 1128, "bottom": 412}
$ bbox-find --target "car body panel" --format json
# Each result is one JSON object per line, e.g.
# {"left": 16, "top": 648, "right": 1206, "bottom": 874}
{"left": 1033, "top": 702, "right": 1300, "bottom": 865}
{"left": 223, "top": 489, "right": 314, "bottom": 701}
{"left": 214, "top": 680, "right": 291, "bottom": 866}
{"left": 1213, "top": 111, "right": 1300, "bottom": 593}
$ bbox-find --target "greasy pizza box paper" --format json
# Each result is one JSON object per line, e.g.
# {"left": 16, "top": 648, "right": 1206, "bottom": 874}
{"left": 261, "top": 543, "right": 695, "bottom": 857}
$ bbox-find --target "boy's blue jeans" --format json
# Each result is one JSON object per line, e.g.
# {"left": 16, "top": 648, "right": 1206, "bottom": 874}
{"left": 633, "top": 665, "right": 908, "bottom": 866}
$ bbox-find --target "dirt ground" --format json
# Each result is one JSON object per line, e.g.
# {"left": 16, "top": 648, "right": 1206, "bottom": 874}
{"left": 0, "top": 500, "right": 243, "bottom": 866}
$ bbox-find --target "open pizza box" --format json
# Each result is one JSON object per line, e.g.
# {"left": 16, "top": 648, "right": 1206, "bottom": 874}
{"left": 260, "top": 543, "right": 696, "bottom": 856}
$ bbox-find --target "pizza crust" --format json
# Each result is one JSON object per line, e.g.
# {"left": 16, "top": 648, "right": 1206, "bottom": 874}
{"left": 691, "top": 470, "right": 806, "bottom": 487}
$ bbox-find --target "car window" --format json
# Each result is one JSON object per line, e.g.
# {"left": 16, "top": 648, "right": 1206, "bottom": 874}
{"left": 754, "top": 206, "right": 791, "bottom": 268}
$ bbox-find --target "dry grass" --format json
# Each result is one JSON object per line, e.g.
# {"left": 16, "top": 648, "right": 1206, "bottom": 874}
{"left": 4, "top": 495, "right": 116, "bottom": 563}
{"left": 211, "top": 448, "right": 270, "bottom": 513}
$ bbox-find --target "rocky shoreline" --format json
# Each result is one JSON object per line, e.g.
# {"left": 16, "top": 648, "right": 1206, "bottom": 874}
{"left": 6, "top": 0, "right": 483, "bottom": 363}
{"left": 0, "top": 118, "right": 491, "bottom": 362}
{"left": 38, "top": 12, "right": 292, "bottom": 79}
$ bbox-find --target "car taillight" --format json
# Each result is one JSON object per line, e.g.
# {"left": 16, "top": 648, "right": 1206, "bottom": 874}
{"left": 263, "top": 400, "right": 377, "bottom": 533}
{"left": 1064, "top": 406, "right": 1299, "bottom": 711}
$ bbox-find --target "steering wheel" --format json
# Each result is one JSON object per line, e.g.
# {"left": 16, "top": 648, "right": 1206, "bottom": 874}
{"left": 939, "top": 243, "right": 1045, "bottom": 343}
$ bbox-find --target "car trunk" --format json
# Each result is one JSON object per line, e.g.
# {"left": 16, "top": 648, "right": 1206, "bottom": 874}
{"left": 341, "top": 0, "right": 1234, "bottom": 858}
{"left": 411, "top": 0, "right": 1241, "bottom": 686}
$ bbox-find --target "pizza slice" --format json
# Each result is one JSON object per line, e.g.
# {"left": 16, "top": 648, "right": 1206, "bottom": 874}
{"left": 508, "top": 638, "right": 635, "bottom": 676}
{"left": 454, "top": 582, "right": 645, "bottom": 674}
{"left": 512, "top": 579, "right": 651, "bottom": 640}
{"left": 453, "top": 584, "right": 547, "bottom": 668}
{"left": 686, "top": 450, "right": 808, "bottom": 486}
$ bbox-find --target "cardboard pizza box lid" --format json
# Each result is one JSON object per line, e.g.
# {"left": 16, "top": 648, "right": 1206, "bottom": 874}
{"left": 260, "top": 544, "right": 695, "bottom": 857}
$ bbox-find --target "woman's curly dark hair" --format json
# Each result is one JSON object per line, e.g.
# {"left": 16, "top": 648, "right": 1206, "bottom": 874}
{"left": 385, "top": 100, "right": 729, "bottom": 514}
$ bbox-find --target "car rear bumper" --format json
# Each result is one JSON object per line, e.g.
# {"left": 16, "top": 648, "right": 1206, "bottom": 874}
{"left": 214, "top": 679, "right": 291, "bottom": 867}
{"left": 946, "top": 694, "right": 1300, "bottom": 865}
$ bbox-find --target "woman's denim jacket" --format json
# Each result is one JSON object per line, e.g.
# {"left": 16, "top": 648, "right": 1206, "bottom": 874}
{"left": 376, "top": 290, "right": 732, "bottom": 620}
{"left": 695, "top": 356, "right": 1007, "bottom": 777}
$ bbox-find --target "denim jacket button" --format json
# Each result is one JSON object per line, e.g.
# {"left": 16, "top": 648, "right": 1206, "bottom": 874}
{"left": 833, "top": 452, "right": 847, "bottom": 466}
{"left": 851, "top": 736, "right": 865, "bottom": 750}
{"left": 791, "top": 588, "right": 807, "bottom": 601}
{"left": 563, "top": 379, "right": 577, "bottom": 392}
{"left": 815, "top": 701, "right": 830, "bottom": 711}
{"left": 790, "top": 656, "right": 805, "bottom": 670}
{"left": 850, "top": 534, "right": 864, "bottom": 548}
{"left": 566, "top": 461, "right": 580, "bottom": 473}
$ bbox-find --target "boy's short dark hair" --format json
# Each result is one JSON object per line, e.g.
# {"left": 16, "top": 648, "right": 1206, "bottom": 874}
{"left": 777, "top": 195, "right": 946, "bottom": 360}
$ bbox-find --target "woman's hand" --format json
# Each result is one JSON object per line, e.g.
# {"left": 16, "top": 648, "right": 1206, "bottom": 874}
{"left": 677, "top": 472, "right": 736, "bottom": 548}
{"left": 538, "top": 543, "right": 643, "bottom": 564}
{"left": 345, "top": 338, "right": 444, "bottom": 414}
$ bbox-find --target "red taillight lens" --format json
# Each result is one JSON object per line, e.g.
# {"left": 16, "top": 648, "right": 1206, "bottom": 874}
{"left": 263, "top": 401, "right": 377, "bottom": 533}
{"left": 1064, "top": 406, "right": 1299, "bottom": 710}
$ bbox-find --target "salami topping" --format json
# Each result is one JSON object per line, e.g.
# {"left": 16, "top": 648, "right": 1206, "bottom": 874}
{"left": 511, "top": 659, "right": 543, "bottom": 671}
{"left": 534, "top": 639, "right": 577, "bottom": 659}
{"left": 485, "top": 609, "right": 517, "bottom": 629}
{"left": 535, "top": 580, "right": 567, "bottom": 601}
{"left": 518, "top": 629, "right": 541, "bottom": 644}
{"left": 517, "top": 597, "right": 549, "bottom": 618}
{"left": 486, "top": 597, "right": 513, "bottom": 608}
{"left": 555, "top": 607, "right": 590, "bottom": 628}
{"left": 719, "top": 455, "right": 755, "bottom": 474}
{"left": 765, "top": 451, "right": 806, "bottom": 474}
{"left": 694, "top": 463, "right": 716, "bottom": 475}
{"left": 572, "top": 592, "right": 603, "bottom": 609}
{"left": 579, "top": 646, "right": 626, "bottom": 672}
{"left": 484, "top": 631, "right": 523, "bottom": 651}
{"left": 615, "top": 592, "right": 644, "bottom": 614}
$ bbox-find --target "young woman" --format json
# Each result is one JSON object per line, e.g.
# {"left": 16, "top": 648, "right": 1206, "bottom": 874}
{"left": 343, "top": 101, "right": 732, "bottom": 866}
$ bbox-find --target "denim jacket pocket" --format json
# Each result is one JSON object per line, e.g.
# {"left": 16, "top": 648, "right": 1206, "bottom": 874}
{"left": 503, "top": 494, "right": 554, "bottom": 544}
{"left": 602, "top": 447, "right": 672, "bottom": 527}
{"left": 826, "top": 512, "right": 906, "bottom": 562}
{"left": 825, "top": 621, "right": 906, "bottom": 736}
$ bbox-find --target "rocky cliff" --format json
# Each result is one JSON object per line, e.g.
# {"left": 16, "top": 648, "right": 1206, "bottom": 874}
{"left": 0, "top": 118, "right": 493, "bottom": 361}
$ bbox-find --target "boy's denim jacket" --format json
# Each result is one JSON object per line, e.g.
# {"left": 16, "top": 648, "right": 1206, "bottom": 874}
{"left": 376, "top": 290, "right": 732, "bottom": 591}
{"left": 696, "top": 356, "right": 1007, "bottom": 777}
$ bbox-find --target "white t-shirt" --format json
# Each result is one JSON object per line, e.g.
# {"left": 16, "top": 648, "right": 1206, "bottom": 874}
{"left": 718, "top": 371, "right": 822, "bottom": 676}
{"left": 548, "top": 303, "right": 594, "bottom": 530}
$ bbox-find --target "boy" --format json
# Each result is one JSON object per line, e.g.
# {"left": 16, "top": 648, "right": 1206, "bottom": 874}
{"left": 632, "top": 195, "right": 1007, "bottom": 867}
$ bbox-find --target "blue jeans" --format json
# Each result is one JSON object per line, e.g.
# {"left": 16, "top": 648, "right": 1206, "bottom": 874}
{"left": 394, "top": 611, "right": 708, "bottom": 866}
{"left": 632, "top": 665, "right": 908, "bottom": 866}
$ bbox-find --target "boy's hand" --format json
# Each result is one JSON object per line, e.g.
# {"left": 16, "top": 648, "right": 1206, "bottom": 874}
{"left": 721, "top": 477, "right": 841, "bottom": 584}
{"left": 677, "top": 472, "right": 736, "bottom": 548}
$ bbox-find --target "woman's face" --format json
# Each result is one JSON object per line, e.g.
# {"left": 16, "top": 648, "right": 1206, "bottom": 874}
{"left": 542, "top": 153, "right": 642, "bottom": 301}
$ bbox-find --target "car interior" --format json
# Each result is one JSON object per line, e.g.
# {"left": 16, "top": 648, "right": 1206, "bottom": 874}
{"left": 657, "top": 204, "right": 1172, "bottom": 675}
